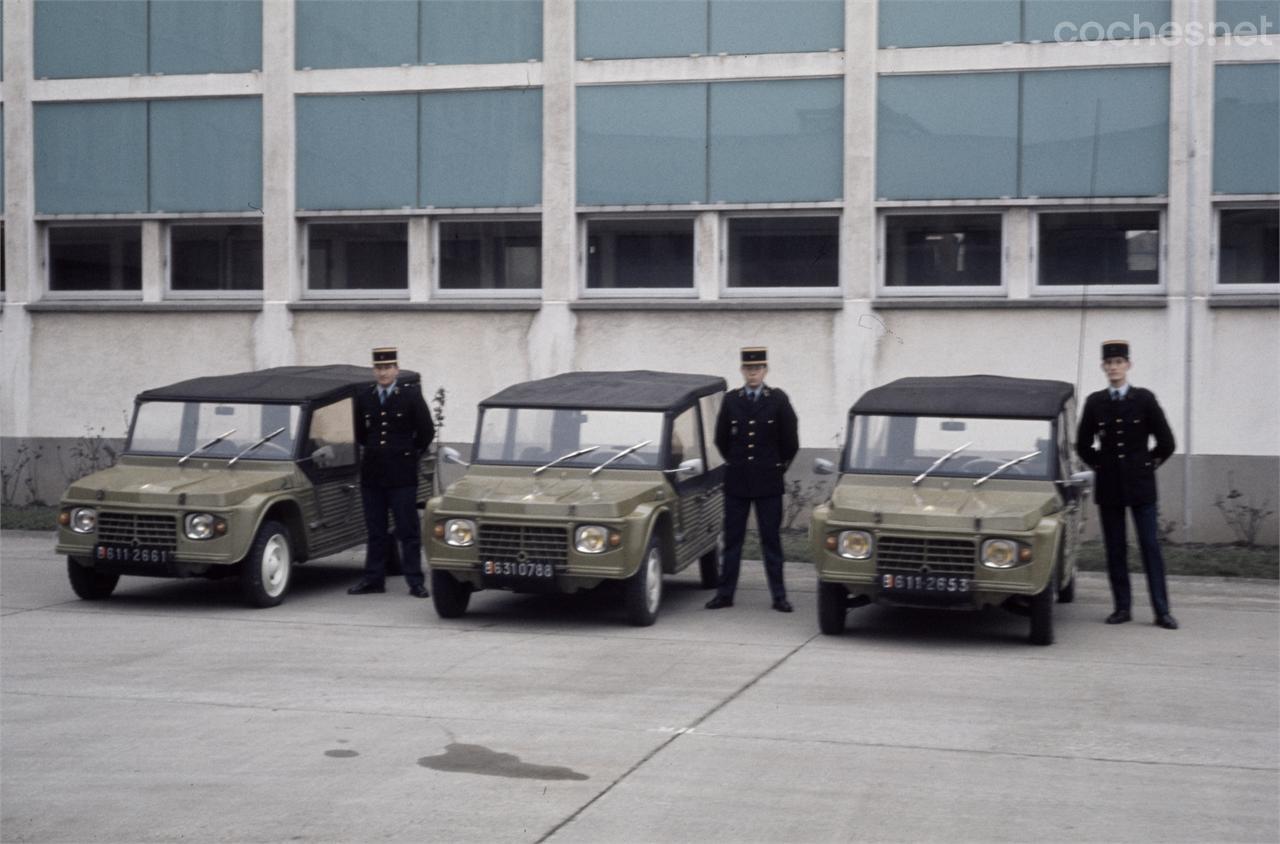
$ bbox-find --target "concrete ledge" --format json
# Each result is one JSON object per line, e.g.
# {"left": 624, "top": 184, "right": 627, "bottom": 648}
{"left": 571, "top": 298, "right": 844, "bottom": 311}
{"left": 288, "top": 300, "right": 542, "bottom": 312}
{"left": 1207, "top": 295, "right": 1280, "bottom": 309}
{"left": 25, "top": 301, "right": 263, "bottom": 313}
{"left": 873, "top": 296, "right": 1169, "bottom": 310}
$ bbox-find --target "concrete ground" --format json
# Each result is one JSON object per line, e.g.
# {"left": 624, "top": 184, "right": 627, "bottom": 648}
{"left": 2, "top": 529, "right": 1277, "bottom": 844}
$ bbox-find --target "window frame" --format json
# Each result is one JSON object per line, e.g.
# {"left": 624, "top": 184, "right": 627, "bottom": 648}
{"left": 41, "top": 220, "right": 145, "bottom": 300}
{"left": 718, "top": 210, "right": 843, "bottom": 298}
{"left": 431, "top": 214, "right": 543, "bottom": 300}
{"left": 164, "top": 218, "right": 265, "bottom": 300}
{"left": 1030, "top": 205, "right": 1167, "bottom": 296}
{"left": 1212, "top": 201, "right": 1280, "bottom": 293}
{"left": 301, "top": 216, "right": 412, "bottom": 300}
{"left": 876, "top": 208, "right": 1008, "bottom": 298}
{"left": 578, "top": 213, "right": 699, "bottom": 299}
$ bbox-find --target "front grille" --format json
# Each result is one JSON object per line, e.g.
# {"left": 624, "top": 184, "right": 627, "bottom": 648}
{"left": 97, "top": 512, "right": 179, "bottom": 549}
{"left": 877, "top": 536, "right": 975, "bottom": 575}
{"left": 478, "top": 524, "right": 569, "bottom": 565}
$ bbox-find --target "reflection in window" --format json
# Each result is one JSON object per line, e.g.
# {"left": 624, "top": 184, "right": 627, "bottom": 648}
{"left": 438, "top": 221, "right": 540, "bottom": 290}
{"left": 884, "top": 215, "right": 1001, "bottom": 287}
{"left": 48, "top": 225, "right": 142, "bottom": 292}
{"left": 170, "top": 224, "right": 263, "bottom": 292}
{"left": 726, "top": 217, "right": 838, "bottom": 288}
{"left": 587, "top": 219, "right": 693, "bottom": 289}
{"left": 1219, "top": 208, "right": 1279, "bottom": 285}
{"left": 1038, "top": 211, "right": 1161, "bottom": 286}
{"left": 306, "top": 399, "right": 357, "bottom": 469}
{"left": 308, "top": 222, "right": 408, "bottom": 290}
{"left": 669, "top": 405, "right": 704, "bottom": 469}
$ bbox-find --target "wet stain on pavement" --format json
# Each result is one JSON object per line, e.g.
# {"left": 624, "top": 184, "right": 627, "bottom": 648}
{"left": 324, "top": 749, "right": 359, "bottom": 758}
{"left": 417, "top": 743, "right": 588, "bottom": 781}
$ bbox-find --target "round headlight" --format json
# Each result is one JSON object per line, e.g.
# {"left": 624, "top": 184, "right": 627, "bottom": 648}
{"left": 981, "top": 539, "right": 1018, "bottom": 568}
{"left": 444, "top": 519, "right": 476, "bottom": 547}
{"left": 575, "top": 525, "right": 610, "bottom": 554}
{"left": 70, "top": 507, "right": 97, "bottom": 534}
{"left": 837, "top": 530, "right": 873, "bottom": 560}
{"left": 185, "top": 513, "right": 217, "bottom": 540}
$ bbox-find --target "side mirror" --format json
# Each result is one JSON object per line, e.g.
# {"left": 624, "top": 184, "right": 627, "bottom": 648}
{"left": 813, "top": 457, "right": 837, "bottom": 476}
{"left": 440, "top": 446, "right": 469, "bottom": 467}
{"left": 310, "top": 444, "right": 335, "bottom": 469}
{"left": 676, "top": 457, "right": 704, "bottom": 479}
{"left": 1069, "top": 469, "right": 1095, "bottom": 488}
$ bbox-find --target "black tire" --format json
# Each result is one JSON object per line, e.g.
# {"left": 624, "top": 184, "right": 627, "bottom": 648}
{"left": 239, "top": 520, "right": 293, "bottom": 608}
{"left": 1029, "top": 567, "right": 1057, "bottom": 646}
{"left": 698, "top": 547, "right": 719, "bottom": 589}
{"left": 624, "top": 535, "right": 664, "bottom": 627}
{"left": 67, "top": 557, "right": 118, "bottom": 600}
{"left": 817, "top": 580, "right": 847, "bottom": 635}
{"left": 430, "top": 569, "right": 471, "bottom": 618}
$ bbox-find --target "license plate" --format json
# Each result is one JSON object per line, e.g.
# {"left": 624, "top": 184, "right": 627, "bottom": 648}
{"left": 879, "top": 572, "right": 970, "bottom": 594}
{"left": 480, "top": 559, "right": 556, "bottom": 588}
{"left": 95, "top": 544, "right": 175, "bottom": 564}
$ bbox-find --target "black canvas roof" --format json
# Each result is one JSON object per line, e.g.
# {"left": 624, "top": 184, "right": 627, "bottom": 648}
{"left": 481, "top": 371, "right": 726, "bottom": 412}
{"left": 137, "top": 365, "right": 419, "bottom": 405}
{"left": 851, "top": 375, "right": 1074, "bottom": 420}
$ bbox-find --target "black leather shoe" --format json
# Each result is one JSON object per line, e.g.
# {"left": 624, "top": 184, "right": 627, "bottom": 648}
{"left": 409, "top": 584, "right": 430, "bottom": 599}
{"left": 772, "top": 598, "right": 794, "bottom": 613}
{"left": 347, "top": 581, "right": 386, "bottom": 595}
{"left": 1105, "top": 609, "right": 1132, "bottom": 624}
{"left": 705, "top": 595, "right": 734, "bottom": 609}
{"left": 1156, "top": 614, "right": 1179, "bottom": 630}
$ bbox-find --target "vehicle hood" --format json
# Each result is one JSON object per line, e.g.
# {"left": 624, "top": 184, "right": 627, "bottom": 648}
{"left": 438, "top": 469, "right": 665, "bottom": 519}
{"left": 829, "top": 476, "right": 1061, "bottom": 533}
{"left": 61, "top": 458, "right": 298, "bottom": 509}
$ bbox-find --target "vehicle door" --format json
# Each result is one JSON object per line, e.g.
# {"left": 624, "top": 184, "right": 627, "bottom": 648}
{"left": 1056, "top": 400, "right": 1085, "bottom": 579}
{"left": 299, "top": 397, "right": 364, "bottom": 557}
{"left": 668, "top": 393, "right": 726, "bottom": 569}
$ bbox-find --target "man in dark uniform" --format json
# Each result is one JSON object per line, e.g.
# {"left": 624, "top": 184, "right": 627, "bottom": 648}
{"left": 706, "top": 346, "right": 800, "bottom": 613}
{"left": 1076, "top": 340, "right": 1178, "bottom": 629}
{"left": 348, "top": 346, "right": 435, "bottom": 598}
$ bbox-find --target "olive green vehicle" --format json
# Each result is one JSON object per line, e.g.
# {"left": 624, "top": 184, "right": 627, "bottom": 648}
{"left": 55, "top": 365, "right": 433, "bottom": 607}
{"left": 809, "top": 375, "right": 1093, "bottom": 645}
{"left": 425, "top": 371, "right": 727, "bottom": 626}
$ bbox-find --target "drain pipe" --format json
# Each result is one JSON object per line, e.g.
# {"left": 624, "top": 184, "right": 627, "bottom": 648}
{"left": 1181, "top": 0, "right": 1199, "bottom": 542}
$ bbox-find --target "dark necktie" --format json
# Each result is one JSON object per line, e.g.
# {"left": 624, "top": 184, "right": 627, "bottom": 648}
{"left": 1110, "top": 389, "right": 1120, "bottom": 401}
{"left": 379, "top": 389, "right": 387, "bottom": 405}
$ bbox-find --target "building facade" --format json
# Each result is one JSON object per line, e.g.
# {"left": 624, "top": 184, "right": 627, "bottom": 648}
{"left": 2, "top": 0, "right": 1277, "bottom": 543}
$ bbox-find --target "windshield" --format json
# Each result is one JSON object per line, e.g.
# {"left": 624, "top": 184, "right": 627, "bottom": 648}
{"left": 846, "top": 415, "right": 1054, "bottom": 480}
{"left": 128, "top": 401, "right": 302, "bottom": 460}
{"left": 475, "top": 407, "right": 664, "bottom": 469}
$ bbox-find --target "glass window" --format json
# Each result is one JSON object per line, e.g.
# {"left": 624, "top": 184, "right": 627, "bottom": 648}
{"left": 884, "top": 214, "right": 1002, "bottom": 288}
{"left": 295, "top": 0, "right": 417, "bottom": 69}
{"left": 698, "top": 392, "right": 725, "bottom": 469}
{"left": 709, "top": 79, "right": 843, "bottom": 203}
{"left": 587, "top": 219, "right": 694, "bottom": 289}
{"left": 576, "top": 0, "right": 706, "bottom": 60}
{"left": 846, "top": 414, "right": 1054, "bottom": 480}
{"left": 879, "top": 0, "right": 1019, "bottom": 47}
{"left": 48, "top": 225, "right": 142, "bottom": 292}
{"left": 1214, "top": 63, "right": 1280, "bottom": 195}
{"left": 306, "top": 399, "right": 357, "bottom": 469}
{"left": 1037, "top": 211, "right": 1161, "bottom": 286}
{"left": 150, "top": 0, "right": 262, "bottom": 75}
{"left": 150, "top": 98, "right": 262, "bottom": 213}
{"left": 709, "top": 0, "right": 843, "bottom": 54}
{"left": 307, "top": 222, "right": 408, "bottom": 291}
{"left": 475, "top": 407, "right": 664, "bottom": 468}
{"left": 34, "top": 0, "right": 147, "bottom": 79}
{"left": 1024, "top": 1, "right": 1171, "bottom": 43}
{"left": 422, "top": 0, "right": 542, "bottom": 64}
{"left": 170, "top": 224, "right": 263, "bottom": 292}
{"left": 877, "top": 73, "right": 1019, "bottom": 200}
{"left": 438, "top": 221, "right": 541, "bottom": 291}
{"left": 669, "top": 405, "right": 705, "bottom": 469}
{"left": 128, "top": 401, "right": 300, "bottom": 460}
{"left": 1219, "top": 208, "right": 1279, "bottom": 285}
{"left": 420, "top": 90, "right": 542, "bottom": 208}
{"left": 1215, "top": 0, "right": 1280, "bottom": 34}
{"left": 726, "top": 216, "right": 838, "bottom": 288}
{"left": 35, "top": 102, "right": 148, "bottom": 214}
{"left": 296, "top": 95, "right": 418, "bottom": 211}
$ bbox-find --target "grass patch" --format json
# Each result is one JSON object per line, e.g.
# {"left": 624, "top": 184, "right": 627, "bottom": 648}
{"left": 1, "top": 505, "right": 58, "bottom": 532}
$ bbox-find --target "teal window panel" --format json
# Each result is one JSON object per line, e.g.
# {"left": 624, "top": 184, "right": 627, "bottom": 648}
{"left": 578, "top": 84, "right": 708, "bottom": 205}
{"left": 150, "top": 98, "right": 262, "bottom": 213}
{"left": 709, "top": 0, "right": 843, "bottom": 54}
{"left": 1023, "top": 1, "right": 1171, "bottom": 42}
{"left": 878, "top": 0, "right": 1019, "bottom": 47}
{"left": 0, "top": 110, "right": 4, "bottom": 199}
{"left": 34, "top": 0, "right": 146, "bottom": 79}
{"left": 35, "top": 102, "right": 148, "bottom": 213}
{"left": 576, "top": 0, "right": 706, "bottom": 59}
{"left": 151, "top": 0, "right": 262, "bottom": 75}
{"left": 1214, "top": 63, "right": 1279, "bottom": 194}
{"left": 709, "top": 79, "right": 843, "bottom": 202}
{"left": 296, "top": 95, "right": 418, "bottom": 210}
{"left": 877, "top": 73, "right": 1019, "bottom": 199}
{"left": 1215, "top": 1, "right": 1279, "bottom": 34}
{"left": 422, "top": 0, "right": 542, "bottom": 64}
{"left": 1021, "top": 67, "right": 1169, "bottom": 197}
{"left": 295, "top": 0, "right": 417, "bottom": 69}
{"left": 420, "top": 89, "right": 542, "bottom": 207}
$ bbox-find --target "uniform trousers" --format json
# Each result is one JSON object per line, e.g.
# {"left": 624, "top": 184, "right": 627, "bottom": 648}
{"left": 1098, "top": 501, "right": 1170, "bottom": 617}
{"left": 360, "top": 484, "right": 425, "bottom": 587}
{"left": 718, "top": 493, "right": 786, "bottom": 602}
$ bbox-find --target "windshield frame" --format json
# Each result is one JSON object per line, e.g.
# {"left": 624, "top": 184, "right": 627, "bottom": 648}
{"left": 470, "top": 404, "right": 675, "bottom": 471}
{"left": 124, "top": 399, "right": 305, "bottom": 462}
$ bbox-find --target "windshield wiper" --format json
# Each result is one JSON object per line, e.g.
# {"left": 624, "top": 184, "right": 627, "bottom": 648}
{"left": 972, "top": 450, "right": 1042, "bottom": 487}
{"left": 590, "top": 440, "right": 652, "bottom": 476}
{"left": 228, "top": 427, "right": 288, "bottom": 467}
{"left": 178, "top": 428, "right": 237, "bottom": 465}
{"left": 913, "top": 441, "right": 973, "bottom": 486}
{"left": 533, "top": 446, "right": 599, "bottom": 475}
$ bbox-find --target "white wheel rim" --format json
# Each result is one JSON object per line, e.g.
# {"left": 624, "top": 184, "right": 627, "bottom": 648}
{"left": 644, "top": 546, "right": 662, "bottom": 614}
{"left": 261, "top": 534, "right": 290, "bottom": 597}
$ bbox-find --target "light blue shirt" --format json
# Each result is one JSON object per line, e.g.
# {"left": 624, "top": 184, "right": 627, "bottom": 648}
{"left": 1109, "top": 383, "right": 1130, "bottom": 400}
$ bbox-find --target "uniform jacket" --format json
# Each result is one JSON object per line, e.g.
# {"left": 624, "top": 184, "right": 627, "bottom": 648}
{"left": 354, "top": 381, "right": 435, "bottom": 488}
{"left": 714, "top": 385, "right": 800, "bottom": 499}
{"left": 1075, "top": 386, "right": 1175, "bottom": 508}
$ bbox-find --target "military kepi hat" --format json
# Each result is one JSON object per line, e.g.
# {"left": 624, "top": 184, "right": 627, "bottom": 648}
{"left": 1101, "top": 339, "right": 1129, "bottom": 360}
{"left": 740, "top": 346, "right": 768, "bottom": 366}
{"left": 372, "top": 346, "right": 398, "bottom": 366}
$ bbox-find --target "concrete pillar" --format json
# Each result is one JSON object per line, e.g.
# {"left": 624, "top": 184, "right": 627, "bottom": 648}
{"left": 2, "top": 0, "right": 35, "bottom": 438}
{"left": 257, "top": 0, "right": 297, "bottom": 369}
